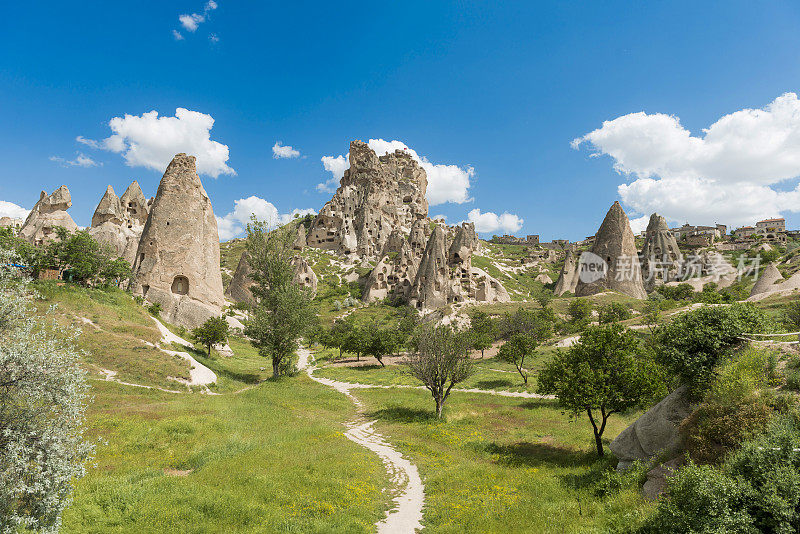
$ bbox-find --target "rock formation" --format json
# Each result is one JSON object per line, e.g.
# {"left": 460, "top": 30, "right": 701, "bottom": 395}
{"left": 292, "top": 224, "right": 307, "bottom": 250}
{"left": 88, "top": 184, "right": 144, "bottom": 264}
{"left": 291, "top": 255, "right": 318, "bottom": 294}
{"left": 306, "top": 140, "right": 428, "bottom": 259}
{"left": 747, "top": 263, "right": 800, "bottom": 300}
{"left": 225, "top": 250, "right": 319, "bottom": 306}
{"left": 640, "top": 213, "right": 683, "bottom": 290}
{"left": 225, "top": 251, "right": 256, "bottom": 307}
{"left": 19, "top": 186, "right": 79, "bottom": 245}
{"left": 610, "top": 386, "right": 693, "bottom": 470}
{"left": 120, "top": 181, "right": 149, "bottom": 227}
{"left": 363, "top": 222, "right": 509, "bottom": 311}
{"left": 554, "top": 250, "right": 579, "bottom": 296}
{"left": 575, "top": 201, "right": 647, "bottom": 300}
{"left": 130, "top": 154, "right": 225, "bottom": 329}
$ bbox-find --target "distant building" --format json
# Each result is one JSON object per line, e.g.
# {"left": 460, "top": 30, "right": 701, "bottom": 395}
{"left": 755, "top": 217, "right": 785, "bottom": 238}
{"left": 734, "top": 226, "right": 756, "bottom": 238}
{"left": 490, "top": 234, "right": 541, "bottom": 245}
{"left": 670, "top": 224, "right": 722, "bottom": 241}
{"left": 0, "top": 217, "right": 24, "bottom": 230}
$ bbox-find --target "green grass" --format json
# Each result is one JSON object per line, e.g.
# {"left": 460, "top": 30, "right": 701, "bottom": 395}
{"left": 352, "top": 386, "right": 653, "bottom": 532}
{"left": 313, "top": 347, "right": 560, "bottom": 392}
{"left": 31, "top": 281, "right": 191, "bottom": 389}
{"left": 62, "top": 377, "right": 389, "bottom": 533}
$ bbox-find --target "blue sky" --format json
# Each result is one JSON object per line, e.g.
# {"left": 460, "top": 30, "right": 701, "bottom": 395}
{"left": 3, "top": 1, "right": 800, "bottom": 240}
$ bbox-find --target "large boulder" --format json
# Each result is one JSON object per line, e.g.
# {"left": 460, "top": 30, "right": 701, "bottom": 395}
{"left": 130, "top": 154, "right": 226, "bottom": 329}
{"left": 575, "top": 201, "right": 647, "bottom": 300}
{"left": 19, "top": 186, "right": 78, "bottom": 245}
{"left": 610, "top": 385, "right": 693, "bottom": 470}
{"left": 120, "top": 181, "right": 150, "bottom": 227}
{"left": 291, "top": 255, "right": 318, "bottom": 294}
{"left": 306, "top": 140, "right": 428, "bottom": 259}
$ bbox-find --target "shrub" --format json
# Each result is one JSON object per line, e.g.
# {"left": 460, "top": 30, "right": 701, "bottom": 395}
{"left": 146, "top": 302, "right": 162, "bottom": 317}
{"left": 654, "top": 303, "right": 772, "bottom": 394}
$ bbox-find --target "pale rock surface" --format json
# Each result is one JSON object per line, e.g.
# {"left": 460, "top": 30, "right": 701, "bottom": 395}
{"left": 554, "top": 249, "right": 580, "bottom": 296}
{"left": 747, "top": 263, "right": 800, "bottom": 300}
{"left": 640, "top": 213, "right": 683, "bottom": 290}
{"left": 307, "top": 140, "right": 428, "bottom": 259}
{"left": 610, "top": 386, "right": 693, "bottom": 470}
{"left": 291, "top": 255, "right": 318, "bottom": 294}
{"left": 575, "top": 201, "right": 647, "bottom": 300}
{"left": 88, "top": 184, "right": 144, "bottom": 264}
{"left": 293, "top": 224, "right": 307, "bottom": 250}
{"left": 19, "top": 186, "right": 78, "bottom": 245}
{"left": 130, "top": 154, "right": 225, "bottom": 329}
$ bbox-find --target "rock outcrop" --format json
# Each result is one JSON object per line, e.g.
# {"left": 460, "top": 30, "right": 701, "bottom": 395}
{"left": 640, "top": 213, "right": 683, "bottom": 290}
{"left": 575, "top": 201, "right": 647, "bottom": 300}
{"left": 88, "top": 184, "right": 144, "bottom": 264}
{"left": 292, "top": 224, "right": 307, "bottom": 250}
{"left": 747, "top": 263, "right": 800, "bottom": 300}
{"left": 120, "top": 181, "right": 150, "bottom": 227}
{"left": 306, "top": 140, "right": 428, "bottom": 259}
{"left": 362, "top": 222, "right": 509, "bottom": 311}
{"left": 225, "top": 251, "right": 256, "bottom": 307}
{"left": 19, "top": 186, "right": 79, "bottom": 245}
{"left": 291, "top": 255, "right": 318, "bottom": 294}
{"left": 225, "top": 250, "right": 319, "bottom": 306}
{"left": 554, "top": 250, "right": 580, "bottom": 296}
{"left": 130, "top": 154, "right": 225, "bottom": 329}
{"left": 610, "top": 386, "right": 693, "bottom": 470}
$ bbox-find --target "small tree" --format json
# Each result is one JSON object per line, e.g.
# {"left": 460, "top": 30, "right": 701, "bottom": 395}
{"left": 567, "top": 298, "right": 593, "bottom": 325}
{"left": 362, "top": 321, "right": 400, "bottom": 367}
{"left": 244, "top": 220, "right": 315, "bottom": 378}
{"left": 497, "top": 333, "right": 537, "bottom": 384}
{"left": 405, "top": 325, "right": 473, "bottom": 418}
{"left": 469, "top": 310, "right": 497, "bottom": 357}
{"left": 538, "top": 323, "right": 663, "bottom": 456}
{"left": 192, "top": 316, "right": 229, "bottom": 357}
{"left": 598, "top": 302, "right": 631, "bottom": 324}
{"left": 642, "top": 300, "right": 662, "bottom": 334}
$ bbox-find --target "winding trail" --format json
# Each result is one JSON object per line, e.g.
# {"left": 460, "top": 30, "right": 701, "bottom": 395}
{"left": 300, "top": 348, "right": 425, "bottom": 533}
{"left": 151, "top": 317, "right": 218, "bottom": 388}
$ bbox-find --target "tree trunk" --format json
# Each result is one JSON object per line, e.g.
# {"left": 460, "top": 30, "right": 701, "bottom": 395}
{"left": 207, "top": 344, "right": 212, "bottom": 357}
{"left": 272, "top": 357, "right": 280, "bottom": 378}
{"left": 587, "top": 408, "right": 605, "bottom": 457}
{"left": 435, "top": 398, "right": 444, "bottom": 419}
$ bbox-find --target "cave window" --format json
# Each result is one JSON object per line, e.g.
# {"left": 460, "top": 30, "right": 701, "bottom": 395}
{"left": 403, "top": 196, "right": 412, "bottom": 204}
{"left": 171, "top": 275, "right": 189, "bottom": 295}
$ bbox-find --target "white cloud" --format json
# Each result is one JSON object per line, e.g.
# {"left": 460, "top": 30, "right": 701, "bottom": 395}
{"left": 79, "top": 108, "right": 234, "bottom": 178}
{"left": 178, "top": 1, "right": 217, "bottom": 33}
{"left": 216, "top": 196, "right": 317, "bottom": 240}
{"left": 0, "top": 201, "right": 29, "bottom": 220}
{"left": 628, "top": 215, "right": 650, "bottom": 235}
{"left": 49, "top": 152, "right": 100, "bottom": 168}
{"left": 179, "top": 13, "right": 204, "bottom": 32}
{"left": 172, "top": 30, "right": 185, "bottom": 41}
{"left": 466, "top": 208, "right": 523, "bottom": 234}
{"left": 272, "top": 141, "right": 300, "bottom": 159}
{"left": 319, "top": 139, "right": 473, "bottom": 205}
{"left": 573, "top": 92, "right": 800, "bottom": 227}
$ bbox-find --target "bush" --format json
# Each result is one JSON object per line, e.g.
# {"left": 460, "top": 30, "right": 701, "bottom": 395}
{"left": 146, "top": 302, "right": 162, "bottom": 317}
{"left": 598, "top": 302, "right": 632, "bottom": 324}
{"left": 654, "top": 303, "right": 773, "bottom": 394}
{"left": 133, "top": 295, "right": 144, "bottom": 305}
{"left": 641, "top": 417, "right": 800, "bottom": 533}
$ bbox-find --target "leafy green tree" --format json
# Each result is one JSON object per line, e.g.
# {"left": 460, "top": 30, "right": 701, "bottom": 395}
{"left": 0, "top": 249, "right": 93, "bottom": 531}
{"left": 642, "top": 300, "right": 661, "bottom": 334}
{"left": 654, "top": 303, "right": 772, "bottom": 394}
{"left": 244, "top": 220, "right": 315, "bottom": 378}
{"left": 327, "top": 319, "right": 354, "bottom": 359}
{"left": 598, "top": 302, "right": 631, "bottom": 324}
{"left": 535, "top": 289, "right": 554, "bottom": 309}
{"left": 567, "top": 298, "right": 593, "bottom": 325}
{"left": 538, "top": 323, "right": 663, "bottom": 456}
{"left": 192, "top": 316, "right": 229, "bottom": 357}
{"left": 362, "top": 321, "right": 401, "bottom": 367}
{"left": 497, "top": 333, "right": 537, "bottom": 384}
{"left": 469, "top": 310, "right": 498, "bottom": 357}
{"left": 341, "top": 323, "right": 367, "bottom": 362}
{"left": 405, "top": 325, "right": 473, "bottom": 418}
